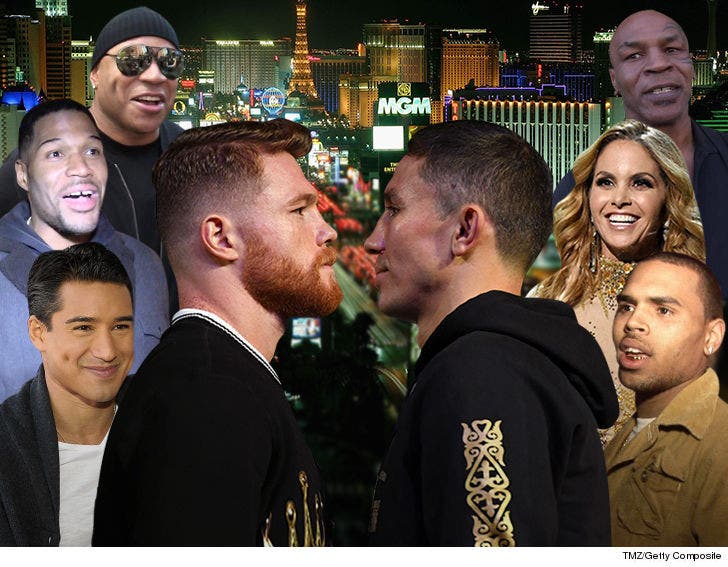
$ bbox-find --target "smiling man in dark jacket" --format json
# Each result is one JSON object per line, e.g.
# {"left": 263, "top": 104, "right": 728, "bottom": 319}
{"left": 0, "top": 243, "right": 134, "bottom": 546}
{"left": 364, "top": 121, "right": 619, "bottom": 546}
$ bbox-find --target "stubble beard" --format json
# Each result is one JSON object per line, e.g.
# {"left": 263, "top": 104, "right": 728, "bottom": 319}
{"left": 29, "top": 192, "right": 99, "bottom": 243}
{"left": 242, "top": 234, "right": 343, "bottom": 320}
{"left": 619, "top": 366, "right": 687, "bottom": 400}
{"left": 49, "top": 208, "right": 99, "bottom": 242}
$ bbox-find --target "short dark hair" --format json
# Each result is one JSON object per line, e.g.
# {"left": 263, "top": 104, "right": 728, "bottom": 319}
{"left": 640, "top": 252, "right": 723, "bottom": 321}
{"left": 27, "top": 242, "right": 133, "bottom": 329}
{"left": 17, "top": 99, "right": 97, "bottom": 161}
{"left": 154, "top": 119, "right": 312, "bottom": 261}
{"left": 406, "top": 120, "right": 553, "bottom": 271}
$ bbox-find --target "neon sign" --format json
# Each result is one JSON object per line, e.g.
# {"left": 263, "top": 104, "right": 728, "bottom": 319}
{"left": 377, "top": 97, "right": 431, "bottom": 116}
{"left": 532, "top": 1, "right": 549, "bottom": 15}
{"left": 261, "top": 87, "right": 286, "bottom": 115}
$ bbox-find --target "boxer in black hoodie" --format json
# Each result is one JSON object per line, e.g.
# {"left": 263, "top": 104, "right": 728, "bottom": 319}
{"left": 364, "top": 121, "right": 619, "bottom": 546}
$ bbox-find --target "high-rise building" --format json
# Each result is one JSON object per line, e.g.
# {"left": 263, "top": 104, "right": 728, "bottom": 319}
{"left": 363, "top": 21, "right": 442, "bottom": 100}
{"left": 446, "top": 96, "right": 601, "bottom": 188}
{"left": 0, "top": 17, "right": 18, "bottom": 90}
{"left": 425, "top": 25, "right": 442, "bottom": 103}
{"left": 529, "top": 1, "right": 583, "bottom": 63}
{"left": 289, "top": 0, "right": 317, "bottom": 97}
{"left": 363, "top": 21, "right": 423, "bottom": 83}
{"left": 180, "top": 45, "right": 203, "bottom": 81}
{"left": 35, "top": 0, "right": 67, "bottom": 17}
{"left": 593, "top": 30, "right": 614, "bottom": 101}
{"left": 363, "top": 21, "right": 403, "bottom": 78}
{"left": 35, "top": 0, "right": 71, "bottom": 100}
{"left": 339, "top": 73, "right": 394, "bottom": 128}
{"left": 44, "top": 12, "right": 71, "bottom": 100}
{"left": 1, "top": 13, "right": 45, "bottom": 93}
{"left": 310, "top": 49, "right": 365, "bottom": 114}
{"left": 70, "top": 39, "right": 92, "bottom": 106}
{"left": 202, "top": 38, "right": 292, "bottom": 94}
{"left": 441, "top": 29, "right": 499, "bottom": 97}
{"left": 28, "top": 11, "right": 45, "bottom": 95}
{"left": 693, "top": 56, "right": 716, "bottom": 88}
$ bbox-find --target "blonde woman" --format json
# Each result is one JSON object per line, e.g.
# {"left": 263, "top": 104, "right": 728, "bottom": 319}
{"left": 534, "top": 119, "right": 705, "bottom": 444}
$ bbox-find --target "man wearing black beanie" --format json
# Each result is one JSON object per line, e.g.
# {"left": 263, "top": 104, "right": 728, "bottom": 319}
{"left": 87, "top": 6, "right": 184, "bottom": 256}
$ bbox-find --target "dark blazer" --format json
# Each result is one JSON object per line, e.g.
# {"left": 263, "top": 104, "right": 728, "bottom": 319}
{"left": 0, "top": 369, "right": 60, "bottom": 546}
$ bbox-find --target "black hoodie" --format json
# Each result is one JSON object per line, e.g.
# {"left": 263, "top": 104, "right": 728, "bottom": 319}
{"left": 368, "top": 291, "right": 619, "bottom": 546}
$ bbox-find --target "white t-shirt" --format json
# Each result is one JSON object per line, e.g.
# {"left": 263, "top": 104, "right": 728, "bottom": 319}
{"left": 57, "top": 430, "right": 110, "bottom": 546}
{"left": 626, "top": 416, "right": 656, "bottom": 444}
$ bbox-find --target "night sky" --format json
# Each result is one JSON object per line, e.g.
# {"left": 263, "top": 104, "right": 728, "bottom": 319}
{"left": 2, "top": 0, "right": 727, "bottom": 51}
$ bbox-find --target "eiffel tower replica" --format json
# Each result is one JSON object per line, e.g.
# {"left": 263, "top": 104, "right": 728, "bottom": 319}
{"left": 289, "top": 0, "right": 318, "bottom": 98}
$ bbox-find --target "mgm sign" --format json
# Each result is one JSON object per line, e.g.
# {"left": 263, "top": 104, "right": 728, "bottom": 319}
{"left": 375, "top": 82, "right": 431, "bottom": 127}
{"left": 373, "top": 82, "right": 431, "bottom": 204}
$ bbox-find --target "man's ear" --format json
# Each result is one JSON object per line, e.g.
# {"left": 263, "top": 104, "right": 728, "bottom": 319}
{"left": 705, "top": 318, "right": 726, "bottom": 357}
{"left": 452, "top": 204, "right": 491, "bottom": 257}
{"left": 609, "top": 68, "right": 620, "bottom": 96}
{"left": 15, "top": 160, "right": 29, "bottom": 192}
{"left": 199, "top": 215, "right": 240, "bottom": 263}
{"left": 28, "top": 315, "right": 47, "bottom": 352}
{"left": 89, "top": 67, "right": 99, "bottom": 90}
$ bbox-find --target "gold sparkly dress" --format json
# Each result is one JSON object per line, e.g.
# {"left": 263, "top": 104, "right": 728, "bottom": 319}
{"left": 573, "top": 256, "right": 636, "bottom": 446}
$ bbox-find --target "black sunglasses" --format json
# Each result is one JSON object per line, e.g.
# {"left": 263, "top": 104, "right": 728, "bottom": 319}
{"left": 104, "top": 44, "right": 184, "bottom": 80}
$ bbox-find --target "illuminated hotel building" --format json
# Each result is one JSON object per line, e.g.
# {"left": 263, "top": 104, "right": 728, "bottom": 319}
{"left": 0, "top": 13, "right": 44, "bottom": 93}
{"left": 338, "top": 74, "right": 394, "bottom": 128}
{"left": 441, "top": 29, "right": 499, "bottom": 97}
{"left": 529, "top": 1, "right": 583, "bottom": 63}
{"left": 446, "top": 95, "right": 601, "bottom": 187}
{"left": 593, "top": 30, "right": 613, "bottom": 100}
{"left": 693, "top": 56, "right": 715, "bottom": 88}
{"left": 309, "top": 49, "right": 365, "bottom": 114}
{"left": 33, "top": 0, "right": 71, "bottom": 100}
{"left": 70, "top": 39, "right": 92, "bottom": 106}
{"left": 202, "top": 38, "right": 292, "bottom": 94}
{"left": 364, "top": 21, "right": 420, "bottom": 80}
{"left": 0, "top": 16, "right": 25, "bottom": 90}
{"left": 35, "top": 0, "right": 67, "bottom": 17}
{"left": 362, "top": 21, "right": 441, "bottom": 105}
{"left": 180, "top": 45, "right": 203, "bottom": 81}
{"left": 43, "top": 11, "right": 71, "bottom": 100}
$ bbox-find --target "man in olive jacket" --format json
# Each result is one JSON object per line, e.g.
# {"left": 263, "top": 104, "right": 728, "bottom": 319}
{"left": 606, "top": 253, "right": 728, "bottom": 546}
